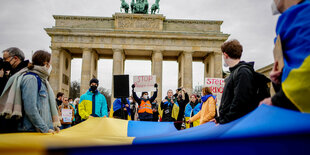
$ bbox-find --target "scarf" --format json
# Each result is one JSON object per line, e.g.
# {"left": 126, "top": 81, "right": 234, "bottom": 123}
{"left": 199, "top": 94, "right": 216, "bottom": 110}
{"left": 30, "top": 66, "right": 61, "bottom": 127}
{"left": 0, "top": 68, "right": 28, "bottom": 119}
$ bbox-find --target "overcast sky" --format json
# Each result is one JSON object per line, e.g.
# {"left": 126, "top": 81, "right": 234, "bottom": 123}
{"left": 0, "top": 0, "right": 278, "bottom": 97}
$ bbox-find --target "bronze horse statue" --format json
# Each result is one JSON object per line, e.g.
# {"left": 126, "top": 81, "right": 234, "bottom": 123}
{"left": 120, "top": 0, "right": 129, "bottom": 13}
{"left": 151, "top": 0, "right": 160, "bottom": 14}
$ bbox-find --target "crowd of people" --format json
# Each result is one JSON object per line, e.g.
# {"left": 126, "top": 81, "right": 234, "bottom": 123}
{"left": 0, "top": 0, "right": 309, "bottom": 133}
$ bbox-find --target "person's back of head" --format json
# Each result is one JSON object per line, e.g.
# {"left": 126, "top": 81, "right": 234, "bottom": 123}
{"left": 221, "top": 39, "right": 243, "bottom": 60}
{"left": 57, "top": 92, "right": 64, "bottom": 100}
{"left": 202, "top": 87, "right": 212, "bottom": 96}
{"left": 28, "top": 50, "right": 51, "bottom": 69}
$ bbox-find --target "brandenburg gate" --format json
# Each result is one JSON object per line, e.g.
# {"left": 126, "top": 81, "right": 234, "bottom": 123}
{"left": 45, "top": 13, "right": 229, "bottom": 101}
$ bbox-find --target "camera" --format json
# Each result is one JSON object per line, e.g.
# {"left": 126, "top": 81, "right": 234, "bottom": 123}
{"left": 177, "top": 88, "right": 182, "bottom": 91}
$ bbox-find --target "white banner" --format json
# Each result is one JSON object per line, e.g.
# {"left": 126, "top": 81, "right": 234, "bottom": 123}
{"left": 204, "top": 78, "right": 225, "bottom": 116}
{"left": 62, "top": 109, "right": 72, "bottom": 123}
{"left": 133, "top": 75, "right": 156, "bottom": 92}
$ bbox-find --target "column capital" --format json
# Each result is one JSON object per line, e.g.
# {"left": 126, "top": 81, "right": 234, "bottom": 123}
{"left": 82, "top": 48, "right": 92, "bottom": 52}
{"left": 50, "top": 46, "right": 61, "bottom": 51}
{"left": 152, "top": 49, "right": 163, "bottom": 53}
{"left": 213, "top": 51, "right": 223, "bottom": 56}
{"left": 112, "top": 48, "right": 124, "bottom": 53}
{"left": 183, "top": 50, "right": 193, "bottom": 55}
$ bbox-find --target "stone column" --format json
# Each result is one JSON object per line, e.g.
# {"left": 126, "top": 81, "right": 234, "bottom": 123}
{"left": 49, "top": 46, "right": 62, "bottom": 96}
{"left": 178, "top": 50, "right": 193, "bottom": 94}
{"left": 80, "top": 48, "right": 92, "bottom": 95}
{"left": 214, "top": 51, "right": 223, "bottom": 78}
{"left": 151, "top": 50, "right": 163, "bottom": 102}
{"left": 183, "top": 51, "right": 193, "bottom": 94}
{"left": 111, "top": 48, "right": 125, "bottom": 103}
{"left": 204, "top": 51, "right": 222, "bottom": 78}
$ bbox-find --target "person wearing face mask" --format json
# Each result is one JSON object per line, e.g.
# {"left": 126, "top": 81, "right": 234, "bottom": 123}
{"left": 1, "top": 47, "right": 29, "bottom": 95}
{"left": 110, "top": 98, "right": 131, "bottom": 120}
{"left": 213, "top": 40, "right": 256, "bottom": 124}
{"left": 132, "top": 83, "right": 158, "bottom": 121}
{"left": 260, "top": 0, "right": 310, "bottom": 113}
{"left": 58, "top": 97, "right": 75, "bottom": 129}
{"left": 78, "top": 78, "right": 108, "bottom": 120}
{"left": 17, "top": 50, "right": 60, "bottom": 133}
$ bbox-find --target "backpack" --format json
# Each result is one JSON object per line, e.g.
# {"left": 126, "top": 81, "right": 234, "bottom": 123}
{"left": 24, "top": 72, "right": 42, "bottom": 93}
{"left": 0, "top": 72, "right": 42, "bottom": 133}
{"left": 233, "top": 65, "right": 271, "bottom": 107}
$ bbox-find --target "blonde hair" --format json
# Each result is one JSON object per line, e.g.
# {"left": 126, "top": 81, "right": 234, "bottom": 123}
{"left": 202, "top": 87, "right": 212, "bottom": 96}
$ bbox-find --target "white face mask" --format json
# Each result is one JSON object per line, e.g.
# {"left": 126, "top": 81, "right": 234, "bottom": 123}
{"left": 45, "top": 64, "right": 52, "bottom": 75}
{"left": 143, "top": 95, "right": 148, "bottom": 99}
{"left": 129, "top": 100, "right": 133, "bottom": 103}
{"left": 271, "top": 0, "right": 280, "bottom": 15}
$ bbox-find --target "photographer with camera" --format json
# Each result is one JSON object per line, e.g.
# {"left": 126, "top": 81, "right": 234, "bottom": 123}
{"left": 160, "top": 89, "right": 179, "bottom": 122}
{"left": 174, "top": 87, "right": 189, "bottom": 130}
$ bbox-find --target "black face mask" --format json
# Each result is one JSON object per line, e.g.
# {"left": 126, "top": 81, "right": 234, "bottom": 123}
{"left": 90, "top": 85, "right": 97, "bottom": 91}
{"left": 2, "top": 61, "right": 12, "bottom": 71}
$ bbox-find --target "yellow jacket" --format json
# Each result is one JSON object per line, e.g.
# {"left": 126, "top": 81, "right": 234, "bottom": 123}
{"left": 189, "top": 96, "right": 216, "bottom": 125}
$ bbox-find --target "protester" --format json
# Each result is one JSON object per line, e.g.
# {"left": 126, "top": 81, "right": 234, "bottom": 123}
{"left": 187, "top": 87, "right": 216, "bottom": 126}
{"left": 132, "top": 83, "right": 158, "bottom": 121}
{"left": 73, "top": 98, "right": 81, "bottom": 125}
{"left": 79, "top": 78, "right": 108, "bottom": 120}
{"left": 129, "top": 96, "right": 139, "bottom": 121}
{"left": 214, "top": 40, "right": 256, "bottom": 124}
{"left": 160, "top": 89, "right": 179, "bottom": 122}
{"left": 184, "top": 94, "right": 201, "bottom": 128}
{"left": 0, "top": 57, "right": 9, "bottom": 94}
{"left": 56, "top": 92, "right": 64, "bottom": 107}
{"left": 260, "top": 0, "right": 310, "bottom": 112}
{"left": 1, "top": 47, "right": 29, "bottom": 94}
{"left": 58, "top": 97, "right": 74, "bottom": 129}
{"left": 17, "top": 50, "right": 60, "bottom": 133}
{"left": 111, "top": 98, "right": 131, "bottom": 120}
{"left": 174, "top": 88, "right": 189, "bottom": 130}
{"left": 152, "top": 100, "right": 159, "bottom": 122}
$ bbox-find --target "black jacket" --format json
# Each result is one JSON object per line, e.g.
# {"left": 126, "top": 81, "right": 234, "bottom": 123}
{"left": 175, "top": 93, "right": 189, "bottom": 121}
{"left": 0, "top": 60, "right": 29, "bottom": 95}
{"left": 271, "top": 84, "right": 299, "bottom": 111}
{"left": 216, "top": 61, "right": 256, "bottom": 124}
{"left": 132, "top": 90, "right": 157, "bottom": 120}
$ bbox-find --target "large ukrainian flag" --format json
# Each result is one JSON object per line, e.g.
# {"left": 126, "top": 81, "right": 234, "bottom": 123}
{"left": 275, "top": 0, "right": 310, "bottom": 112}
{"left": 1, "top": 105, "right": 310, "bottom": 154}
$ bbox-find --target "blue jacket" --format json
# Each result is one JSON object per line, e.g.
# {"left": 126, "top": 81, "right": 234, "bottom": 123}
{"left": 185, "top": 102, "right": 202, "bottom": 118}
{"left": 18, "top": 75, "right": 53, "bottom": 133}
{"left": 113, "top": 98, "right": 131, "bottom": 116}
{"left": 79, "top": 90, "right": 108, "bottom": 120}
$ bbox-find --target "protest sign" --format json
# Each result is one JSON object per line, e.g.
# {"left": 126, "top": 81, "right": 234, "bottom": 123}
{"left": 204, "top": 78, "right": 225, "bottom": 116}
{"left": 133, "top": 75, "right": 156, "bottom": 92}
{"left": 62, "top": 109, "right": 72, "bottom": 123}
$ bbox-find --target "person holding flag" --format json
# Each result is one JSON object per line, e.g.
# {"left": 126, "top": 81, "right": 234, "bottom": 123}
{"left": 185, "top": 94, "right": 202, "bottom": 128}
{"left": 187, "top": 87, "right": 216, "bottom": 126}
{"left": 110, "top": 98, "right": 131, "bottom": 120}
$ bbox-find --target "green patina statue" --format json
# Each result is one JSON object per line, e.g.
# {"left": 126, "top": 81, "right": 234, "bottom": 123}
{"left": 151, "top": 0, "right": 160, "bottom": 14}
{"left": 120, "top": 0, "right": 130, "bottom": 13}
{"left": 121, "top": 0, "right": 160, "bottom": 14}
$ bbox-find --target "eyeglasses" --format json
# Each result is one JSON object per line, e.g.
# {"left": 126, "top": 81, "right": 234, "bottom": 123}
{"left": 64, "top": 100, "right": 68, "bottom": 101}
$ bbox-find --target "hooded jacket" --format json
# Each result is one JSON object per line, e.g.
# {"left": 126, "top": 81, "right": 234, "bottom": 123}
{"left": 215, "top": 61, "right": 255, "bottom": 124}
{"left": 189, "top": 95, "right": 216, "bottom": 125}
{"left": 78, "top": 90, "right": 108, "bottom": 120}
